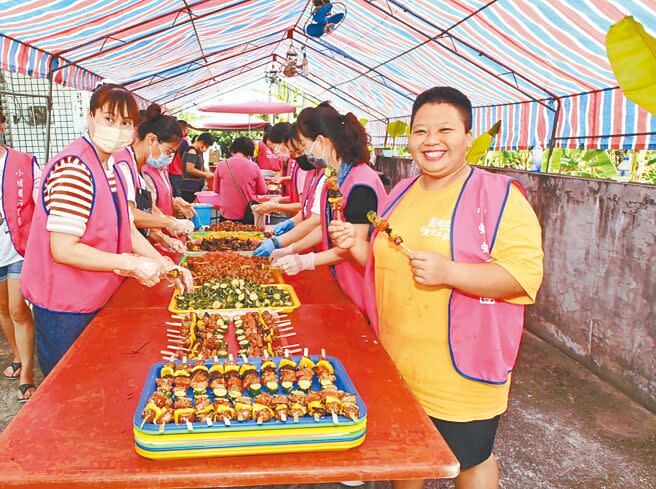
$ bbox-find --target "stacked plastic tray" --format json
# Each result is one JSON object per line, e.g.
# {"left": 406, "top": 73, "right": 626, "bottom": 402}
{"left": 133, "top": 355, "right": 367, "bottom": 459}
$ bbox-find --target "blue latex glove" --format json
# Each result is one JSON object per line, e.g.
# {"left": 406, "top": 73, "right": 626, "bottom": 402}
{"left": 253, "top": 238, "right": 277, "bottom": 257}
{"left": 273, "top": 219, "right": 295, "bottom": 236}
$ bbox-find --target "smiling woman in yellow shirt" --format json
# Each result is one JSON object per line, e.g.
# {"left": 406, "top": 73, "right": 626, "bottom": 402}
{"left": 329, "top": 87, "right": 543, "bottom": 489}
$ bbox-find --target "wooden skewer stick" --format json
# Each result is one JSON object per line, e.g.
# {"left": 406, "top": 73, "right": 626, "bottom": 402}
{"left": 285, "top": 343, "right": 299, "bottom": 349}
{"left": 159, "top": 422, "right": 165, "bottom": 433}
{"left": 171, "top": 314, "right": 185, "bottom": 319}
{"left": 287, "top": 348, "right": 302, "bottom": 355}
{"left": 303, "top": 347, "right": 309, "bottom": 357}
{"left": 166, "top": 321, "right": 182, "bottom": 326}
{"left": 228, "top": 354, "right": 234, "bottom": 361}
{"left": 167, "top": 345, "right": 187, "bottom": 351}
{"left": 281, "top": 413, "right": 287, "bottom": 422}
{"left": 278, "top": 332, "right": 296, "bottom": 338}
{"left": 321, "top": 348, "right": 326, "bottom": 357}
{"left": 214, "top": 356, "right": 220, "bottom": 363}
{"left": 166, "top": 328, "right": 181, "bottom": 334}
{"left": 293, "top": 413, "right": 299, "bottom": 423}
{"left": 399, "top": 243, "right": 413, "bottom": 256}
{"left": 314, "top": 414, "right": 321, "bottom": 422}
{"left": 223, "top": 417, "right": 231, "bottom": 426}
{"left": 284, "top": 349, "right": 289, "bottom": 358}
{"left": 205, "top": 418, "right": 213, "bottom": 427}
{"left": 160, "top": 349, "right": 176, "bottom": 357}
{"left": 182, "top": 356, "right": 187, "bottom": 363}
{"left": 256, "top": 418, "right": 263, "bottom": 425}
{"left": 186, "top": 420, "right": 194, "bottom": 431}
{"left": 140, "top": 419, "right": 146, "bottom": 429}
{"left": 275, "top": 320, "right": 292, "bottom": 327}
{"left": 278, "top": 327, "right": 293, "bottom": 332}
{"left": 240, "top": 354, "right": 249, "bottom": 362}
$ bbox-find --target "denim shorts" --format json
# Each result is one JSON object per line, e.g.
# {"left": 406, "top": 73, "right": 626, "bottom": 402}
{"left": 0, "top": 260, "right": 23, "bottom": 281}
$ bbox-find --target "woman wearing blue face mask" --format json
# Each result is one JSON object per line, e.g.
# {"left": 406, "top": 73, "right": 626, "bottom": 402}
{"left": 113, "top": 104, "right": 195, "bottom": 253}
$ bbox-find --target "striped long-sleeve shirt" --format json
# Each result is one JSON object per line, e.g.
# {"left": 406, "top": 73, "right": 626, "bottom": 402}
{"left": 44, "top": 156, "right": 118, "bottom": 237}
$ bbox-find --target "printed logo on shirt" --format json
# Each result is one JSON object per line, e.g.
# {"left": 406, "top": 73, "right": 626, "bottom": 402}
{"left": 420, "top": 217, "right": 450, "bottom": 241}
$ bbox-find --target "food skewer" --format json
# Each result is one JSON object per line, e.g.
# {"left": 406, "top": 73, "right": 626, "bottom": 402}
{"left": 366, "top": 210, "right": 413, "bottom": 255}
{"left": 324, "top": 166, "right": 344, "bottom": 221}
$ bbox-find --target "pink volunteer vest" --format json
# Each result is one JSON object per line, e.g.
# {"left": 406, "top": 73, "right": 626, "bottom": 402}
{"left": 301, "top": 169, "right": 322, "bottom": 220}
{"left": 113, "top": 146, "right": 143, "bottom": 191}
{"left": 141, "top": 164, "right": 174, "bottom": 216}
{"left": 363, "top": 167, "right": 527, "bottom": 384}
{"left": 320, "top": 164, "right": 386, "bottom": 314}
{"left": 3, "top": 148, "right": 37, "bottom": 256}
{"left": 21, "top": 137, "right": 132, "bottom": 313}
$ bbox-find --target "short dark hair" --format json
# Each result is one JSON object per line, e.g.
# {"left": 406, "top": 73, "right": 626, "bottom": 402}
{"left": 89, "top": 83, "right": 140, "bottom": 123}
{"left": 177, "top": 119, "right": 189, "bottom": 127}
{"left": 230, "top": 136, "right": 255, "bottom": 157}
{"left": 268, "top": 122, "right": 292, "bottom": 144}
{"left": 411, "top": 86, "right": 472, "bottom": 131}
{"left": 195, "top": 132, "right": 215, "bottom": 146}
{"left": 296, "top": 102, "right": 370, "bottom": 164}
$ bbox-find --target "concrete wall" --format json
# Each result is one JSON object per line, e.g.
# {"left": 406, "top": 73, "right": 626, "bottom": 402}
{"left": 375, "top": 156, "right": 656, "bottom": 412}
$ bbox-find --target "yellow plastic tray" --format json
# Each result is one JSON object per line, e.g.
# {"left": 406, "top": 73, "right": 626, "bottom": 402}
{"left": 168, "top": 283, "right": 301, "bottom": 314}
{"left": 191, "top": 231, "right": 265, "bottom": 241}
{"left": 134, "top": 434, "right": 365, "bottom": 460}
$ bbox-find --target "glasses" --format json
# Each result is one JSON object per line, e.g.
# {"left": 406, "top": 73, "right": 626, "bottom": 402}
{"left": 158, "top": 143, "right": 177, "bottom": 157}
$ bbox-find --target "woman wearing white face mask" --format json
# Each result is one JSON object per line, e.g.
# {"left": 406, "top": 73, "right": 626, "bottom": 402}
{"left": 20, "top": 84, "right": 192, "bottom": 376}
{"left": 113, "top": 104, "right": 195, "bottom": 253}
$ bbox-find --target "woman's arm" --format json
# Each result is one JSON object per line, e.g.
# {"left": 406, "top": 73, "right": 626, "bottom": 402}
{"left": 327, "top": 220, "right": 370, "bottom": 267}
{"left": 277, "top": 214, "right": 320, "bottom": 247}
{"left": 49, "top": 230, "right": 161, "bottom": 285}
{"left": 313, "top": 223, "right": 369, "bottom": 266}
{"left": 410, "top": 252, "right": 525, "bottom": 299}
{"left": 129, "top": 201, "right": 174, "bottom": 229}
{"left": 184, "top": 150, "right": 213, "bottom": 178}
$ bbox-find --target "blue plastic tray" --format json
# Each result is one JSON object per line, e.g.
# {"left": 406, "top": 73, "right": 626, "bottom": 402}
{"left": 133, "top": 355, "right": 367, "bottom": 435}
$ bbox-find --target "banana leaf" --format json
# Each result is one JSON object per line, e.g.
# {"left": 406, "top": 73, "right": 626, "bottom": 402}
{"left": 386, "top": 120, "right": 408, "bottom": 138}
{"left": 466, "top": 121, "right": 501, "bottom": 164}
{"left": 588, "top": 151, "right": 618, "bottom": 180}
{"left": 547, "top": 148, "right": 562, "bottom": 173}
{"left": 606, "top": 16, "right": 656, "bottom": 115}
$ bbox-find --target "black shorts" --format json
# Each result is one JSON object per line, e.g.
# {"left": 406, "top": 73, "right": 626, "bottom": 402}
{"left": 430, "top": 415, "right": 500, "bottom": 470}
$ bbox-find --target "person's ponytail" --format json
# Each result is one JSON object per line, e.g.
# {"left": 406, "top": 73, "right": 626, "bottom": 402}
{"left": 338, "top": 112, "right": 370, "bottom": 164}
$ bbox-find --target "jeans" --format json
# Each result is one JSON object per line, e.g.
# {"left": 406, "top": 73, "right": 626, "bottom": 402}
{"left": 33, "top": 305, "right": 98, "bottom": 376}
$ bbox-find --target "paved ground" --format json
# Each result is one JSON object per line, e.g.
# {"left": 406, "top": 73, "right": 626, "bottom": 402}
{"left": 1, "top": 331, "right": 654, "bottom": 488}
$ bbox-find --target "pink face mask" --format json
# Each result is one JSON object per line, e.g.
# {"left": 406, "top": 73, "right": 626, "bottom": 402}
{"left": 90, "top": 122, "right": 133, "bottom": 154}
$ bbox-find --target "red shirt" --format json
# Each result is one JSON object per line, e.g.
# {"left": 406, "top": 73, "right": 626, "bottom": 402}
{"left": 256, "top": 140, "right": 282, "bottom": 172}
{"left": 169, "top": 137, "right": 190, "bottom": 176}
{"left": 213, "top": 156, "right": 267, "bottom": 220}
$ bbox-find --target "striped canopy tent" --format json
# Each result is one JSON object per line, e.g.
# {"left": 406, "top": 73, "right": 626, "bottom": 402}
{"left": 1, "top": 0, "right": 656, "bottom": 153}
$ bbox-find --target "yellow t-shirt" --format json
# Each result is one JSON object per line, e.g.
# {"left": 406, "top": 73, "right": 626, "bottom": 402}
{"left": 374, "top": 174, "right": 543, "bottom": 422}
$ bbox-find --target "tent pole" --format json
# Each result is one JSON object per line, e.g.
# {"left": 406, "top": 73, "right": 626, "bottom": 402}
{"left": 44, "top": 57, "right": 56, "bottom": 163}
{"left": 545, "top": 98, "right": 562, "bottom": 173}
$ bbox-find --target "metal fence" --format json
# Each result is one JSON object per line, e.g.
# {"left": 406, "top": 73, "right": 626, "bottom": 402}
{"left": 368, "top": 115, "right": 411, "bottom": 148}
{"left": 0, "top": 70, "right": 89, "bottom": 165}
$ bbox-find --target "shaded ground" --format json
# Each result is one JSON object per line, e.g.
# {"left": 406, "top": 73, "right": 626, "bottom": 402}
{"left": 1, "top": 332, "right": 654, "bottom": 488}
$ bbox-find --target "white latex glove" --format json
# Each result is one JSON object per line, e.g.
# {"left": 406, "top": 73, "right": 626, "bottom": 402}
{"left": 168, "top": 266, "right": 194, "bottom": 293}
{"left": 270, "top": 244, "right": 296, "bottom": 265}
{"left": 165, "top": 217, "right": 195, "bottom": 237}
{"left": 173, "top": 197, "right": 197, "bottom": 219}
{"left": 114, "top": 254, "right": 161, "bottom": 287}
{"left": 160, "top": 234, "right": 188, "bottom": 254}
{"left": 158, "top": 256, "right": 194, "bottom": 293}
{"left": 275, "top": 253, "right": 315, "bottom": 276}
